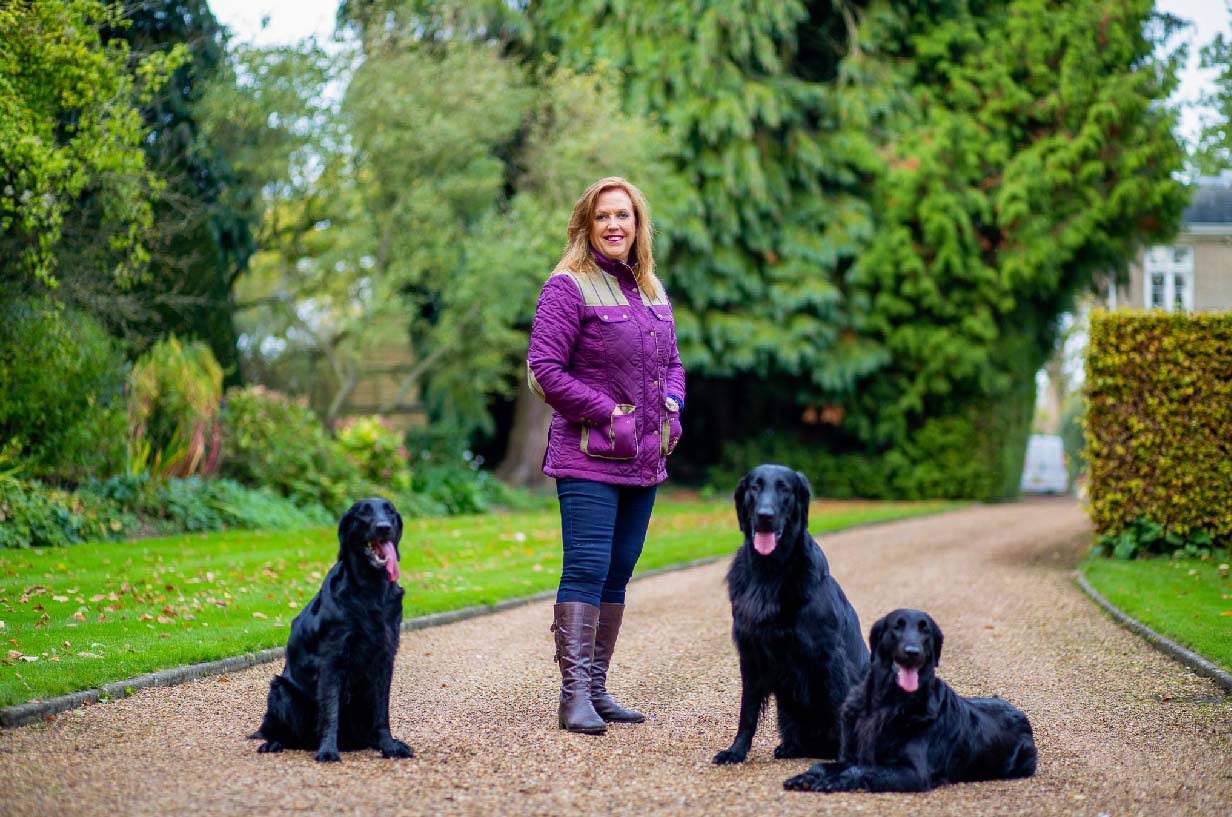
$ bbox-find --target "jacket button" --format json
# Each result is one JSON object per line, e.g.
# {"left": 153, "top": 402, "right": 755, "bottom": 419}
{"left": 622, "top": 313, "right": 628, "bottom": 318}
{"left": 650, "top": 330, "right": 655, "bottom": 336}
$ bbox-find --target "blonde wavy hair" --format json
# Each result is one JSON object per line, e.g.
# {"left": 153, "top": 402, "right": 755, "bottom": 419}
{"left": 553, "top": 176, "right": 661, "bottom": 298}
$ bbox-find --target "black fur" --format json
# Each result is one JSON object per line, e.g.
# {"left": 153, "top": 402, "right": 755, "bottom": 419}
{"left": 252, "top": 498, "right": 413, "bottom": 763}
{"left": 784, "top": 608, "right": 1037, "bottom": 792}
{"left": 712, "top": 464, "right": 869, "bottom": 764}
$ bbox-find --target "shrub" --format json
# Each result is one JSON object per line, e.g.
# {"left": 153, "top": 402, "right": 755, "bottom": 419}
{"left": 128, "top": 336, "right": 224, "bottom": 479}
{"left": 336, "top": 416, "right": 412, "bottom": 493}
{"left": 205, "top": 480, "right": 333, "bottom": 530}
{"left": 218, "top": 386, "right": 372, "bottom": 513}
{"left": 0, "top": 298, "right": 127, "bottom": 482}
{"left": 0, "top": 474, "right": 128, "bottom": 548}
{"left": 77, "top": 475, "right": 333, "bottom": 537}
{"left": 1085, "top": 310, "right": 1232, "bottom": 551}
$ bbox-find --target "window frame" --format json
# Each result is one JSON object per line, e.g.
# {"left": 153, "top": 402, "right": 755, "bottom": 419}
{"left": 1142, "top": 244, "right": 1194, "bottom": 312}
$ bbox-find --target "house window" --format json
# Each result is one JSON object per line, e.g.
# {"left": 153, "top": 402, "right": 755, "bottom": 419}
{"left": 1143, "top": 245, "right": 1194, "bottom": 311}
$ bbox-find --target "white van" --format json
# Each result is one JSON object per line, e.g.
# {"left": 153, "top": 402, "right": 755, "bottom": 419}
{"left": 1020, "top": 434, "right": 1069, "bottom": 495}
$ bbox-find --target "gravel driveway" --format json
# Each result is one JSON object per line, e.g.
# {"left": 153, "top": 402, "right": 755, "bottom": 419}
{"left": 2, "top": 499, "right": 1229, "bottom": 817}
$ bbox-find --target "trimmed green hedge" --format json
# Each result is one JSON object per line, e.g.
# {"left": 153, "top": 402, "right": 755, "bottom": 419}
{"left": 1085, "top": 310, "right": 1232, "bottom": 549}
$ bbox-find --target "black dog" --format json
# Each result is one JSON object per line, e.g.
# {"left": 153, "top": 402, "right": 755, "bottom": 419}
{"left": 252, "top": 498, "right": 413, "bottom": 763}
{"left": 784, "top": 609, "right": 1037, "bottom": 792}
{"left": 712, "top": 464, "right": 869, "bottom": 764}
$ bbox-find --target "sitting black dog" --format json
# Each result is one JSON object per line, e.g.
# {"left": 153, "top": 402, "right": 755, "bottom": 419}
{"left": 252, "top": 498, "right": 413, "bottom": 763}
{"left": 712, "top": 464, "right": 869, "bottom": 764}
{"left": 784, "top": 608, "right": 1037, "bottom": 792}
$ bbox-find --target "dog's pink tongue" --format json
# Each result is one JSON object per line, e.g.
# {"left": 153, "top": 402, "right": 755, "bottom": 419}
{"left": 377, "top": 541, "right": 400, "bottom": 583}
{"left": 753, "top": 531, "right": 777, "bottom": 555}
{"left": 896, "top": 664, "right": 919, "bottom": 693}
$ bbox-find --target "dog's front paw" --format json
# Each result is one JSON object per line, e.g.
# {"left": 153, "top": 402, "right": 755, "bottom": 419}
{"left": 712, "top": 748, "right": 747, "bottom": 765}
{"left": 257, "top": 740, "right": 283, "bottom": 754}
{"left": 315, "top": 747, "right": 341, "bottom": 763}
{"left": 785, "top": 763, "right": 850, "bottom": 792}
{"left": 381, "top": 739, "right": 414, "bottom": 759}
{"left": 784, "top": 769, "right": 832, "bottom": 792}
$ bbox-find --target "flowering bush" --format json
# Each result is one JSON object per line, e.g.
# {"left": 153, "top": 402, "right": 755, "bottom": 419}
{"left": 335, "top": 416, "right": 412, "bottom": 493}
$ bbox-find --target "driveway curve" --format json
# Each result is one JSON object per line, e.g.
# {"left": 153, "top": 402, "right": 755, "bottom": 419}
{"left": 1, "top": 499, "right": 1229, "bottom": 817}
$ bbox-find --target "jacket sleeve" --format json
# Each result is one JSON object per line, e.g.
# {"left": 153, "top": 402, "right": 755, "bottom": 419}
{"left": 528, "top": 275, "right": 617, "bottom": 425}
{"left": 665, "top": 304, "right": 686, "bottom": 409}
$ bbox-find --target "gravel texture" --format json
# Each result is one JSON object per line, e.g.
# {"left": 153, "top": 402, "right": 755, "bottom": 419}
{"left": 1, "top": 498, "right": 1229, "bottom": 817}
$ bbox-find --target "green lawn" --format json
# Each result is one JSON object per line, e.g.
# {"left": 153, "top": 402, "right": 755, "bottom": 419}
{"left": 0, "top": 498, "right": 957, "bottom": 708}
{"left": 1082, "top": 555, "right": 1232, "bottom": 672}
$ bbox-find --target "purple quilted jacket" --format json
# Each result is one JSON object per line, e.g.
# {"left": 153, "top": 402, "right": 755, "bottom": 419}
{"left": 527, "top": 252, "right": 686, "bottom": 486}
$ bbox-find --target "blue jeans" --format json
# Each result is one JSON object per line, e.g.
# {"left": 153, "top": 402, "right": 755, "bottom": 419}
{"left": 555, "top": 478, "right": 658, "bottom": 606}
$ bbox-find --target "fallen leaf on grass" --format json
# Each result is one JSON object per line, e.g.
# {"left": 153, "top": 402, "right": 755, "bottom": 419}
{"left": 252, "top": 611, "right": 268, "bottom": 620}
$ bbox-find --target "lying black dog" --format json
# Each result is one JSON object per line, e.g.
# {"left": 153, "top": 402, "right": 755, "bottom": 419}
{"left": 784, "top": 608, "right": 1037, "bottom": 792}
{"left": 252, "top": 498, "right": 413, "bottom": 763}
{"left": 712, "top": 464, "right": 869, "bottom": 764}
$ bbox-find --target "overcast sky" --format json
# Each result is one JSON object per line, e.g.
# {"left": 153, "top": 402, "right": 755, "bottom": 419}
{"left": 207, "top": 0, "right": 1229, "bottom": 142}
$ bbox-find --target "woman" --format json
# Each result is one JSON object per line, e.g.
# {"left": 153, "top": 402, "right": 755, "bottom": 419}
{"left": 527, "top": 177, "right": 686, "bottom": 734}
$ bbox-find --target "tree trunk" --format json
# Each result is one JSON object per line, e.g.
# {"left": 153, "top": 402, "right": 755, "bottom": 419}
{"left": 496, "top": 375, "right": 553, "bottom": 489}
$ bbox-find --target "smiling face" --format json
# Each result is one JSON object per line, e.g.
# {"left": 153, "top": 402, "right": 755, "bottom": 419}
{"left": 590, "top": 187, "right": 636, "bottom": 263}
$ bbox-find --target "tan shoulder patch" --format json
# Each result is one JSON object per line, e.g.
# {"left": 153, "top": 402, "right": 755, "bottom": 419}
{"left": 554, "top": 269, "right": 628, "bottom": 307}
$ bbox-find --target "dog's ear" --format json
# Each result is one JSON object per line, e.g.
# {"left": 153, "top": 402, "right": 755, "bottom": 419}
{"left": 734, "top": 473, "right": 751, "bottom": 535}
{"left": 393, "top": 508, "right": 403, "bottom": 545}
{"left": 868, "top": 615, "right": 888, "bottom": 654}
{"left": 337, "top": 503, "right": 359, "bottom": 561}
{"left": 927, "top": 613, "right": 944, "bottom": 666}
{"left": 793, "top": 470, "right": 812, "bottom": 529}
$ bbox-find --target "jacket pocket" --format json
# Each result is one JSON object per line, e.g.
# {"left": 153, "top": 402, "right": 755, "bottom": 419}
{"left": 582, "top": 404, "right": 638, "bottom": 460}
{"left": 660, "top": 408, "right": 682, "bottom": 456}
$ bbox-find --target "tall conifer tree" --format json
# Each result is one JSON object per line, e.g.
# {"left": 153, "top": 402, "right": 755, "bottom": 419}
{"left": 531, "top": 0, "right": 1186, "bottom": 498}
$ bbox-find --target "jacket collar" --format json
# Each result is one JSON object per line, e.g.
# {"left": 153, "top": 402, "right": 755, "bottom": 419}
{"left": 591, "top": 247, "right": 637, "bottom": 281}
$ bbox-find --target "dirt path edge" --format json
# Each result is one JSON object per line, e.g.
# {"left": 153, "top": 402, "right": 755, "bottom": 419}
{"left": 1075, "top": 571, "right": 1232, "bottom": 694}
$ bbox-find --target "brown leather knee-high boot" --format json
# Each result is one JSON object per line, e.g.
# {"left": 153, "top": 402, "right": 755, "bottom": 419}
{"left": 551, "top": 602, "right": 606, "bottom": 734}
{"left": 590, "top": 602, "right": 645, "bottom": 723}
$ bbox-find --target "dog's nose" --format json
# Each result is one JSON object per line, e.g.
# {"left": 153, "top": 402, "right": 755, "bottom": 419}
{"left": 901, "top": 645, "right": 921, "bottom": 659}
{"left": 755, "top": 509, "right": 775, "bottom": 524}
{"left": 374, "top": 521, "right": 393, "bottom": 537}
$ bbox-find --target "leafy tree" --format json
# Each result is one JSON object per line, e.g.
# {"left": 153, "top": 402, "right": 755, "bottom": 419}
{"left": 840, "top": 0, "right": 1188, "bottom": 497}
{"left": 196, "top": 39, "right": 343, "bottom": 398}
{"left": 94, "top": 0, "right": 256, "bottom": 385}
{"left": 0, "top": 0, "right": 183, "bottom": 291}
{"left": 1193, "top": 1, "right": 1232, "bottom": 174}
